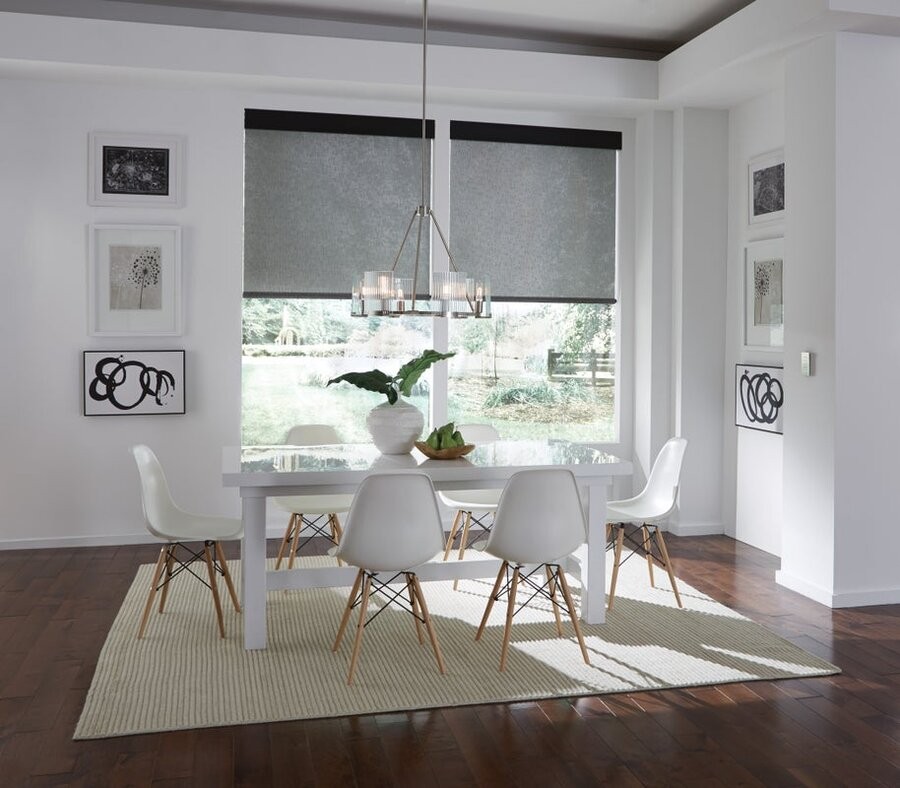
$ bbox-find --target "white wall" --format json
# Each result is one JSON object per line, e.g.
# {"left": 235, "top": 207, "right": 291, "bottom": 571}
{"left": 779, "top": 31, "right": 900, "bottom": 607}
{"left": 670, "top": 108, "right": 729, "bottom": 535}
{"left": 0, "top": 20, "right": 644, "bottom": 547}
{"left": 727, "top": 88, "right": 785, "bottom": 555}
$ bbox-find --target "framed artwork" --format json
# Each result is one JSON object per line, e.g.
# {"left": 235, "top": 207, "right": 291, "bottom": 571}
{"left": 88, "top": 224, "right": 182, "bottom": 336}
{"left": 83, "top": 350, "right": 186, "bottom": 416}
{"left": 748, "top": 149, "right": 784, "bottom": 224}
{"left": 88, "top": 132, "right": 185, "bottom": 207}
{"left": 735, "top": 363, "right": 784, "bottom": 434}
{"left": 744, "top": 237, "right": 783, "bottom": 350}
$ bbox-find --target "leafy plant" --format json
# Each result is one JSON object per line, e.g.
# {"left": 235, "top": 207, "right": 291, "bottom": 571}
{"left": 326, "top": 349, "right": 455, "bottom": 405}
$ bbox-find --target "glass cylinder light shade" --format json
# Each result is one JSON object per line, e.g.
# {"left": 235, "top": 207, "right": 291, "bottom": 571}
{"left": 470, "top": 276, "right": 491, "bottom": 318}
{"left": 363, "top": 270, "right": 395, "bottom": 315}
{"left": 393, "top": 277, "right": 413, "bottom": 314}
{"left": 431, "top": 271, "right": 466, "bottom": 316}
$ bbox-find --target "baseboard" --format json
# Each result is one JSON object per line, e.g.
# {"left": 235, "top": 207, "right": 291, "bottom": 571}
{"left": 777, "top": 569, "right": 900, "bottom": 608}
{"left": 0, "top": 526, "right": 289, "bottom": 551}
{"left": 666, "top": 521, "right": 724, "bottom": 537}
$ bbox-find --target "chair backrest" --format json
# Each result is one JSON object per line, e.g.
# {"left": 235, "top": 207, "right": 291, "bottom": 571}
{"left": 639, "top": 437, "right": 688, "bottom": 517}
{"left": 131, "top": 444, "right": 182, "bottom": 540}
{"left": 486, "top": 469, "right": 586, "bottom": 565}
{"left": 456, "top": 423, "right": 501, "bottom": 443}
{"left": 284, "top": 424, "right": 342, "bottom": 446}
{"left": 337, "top": 473, "right": 445, "bottom": 572}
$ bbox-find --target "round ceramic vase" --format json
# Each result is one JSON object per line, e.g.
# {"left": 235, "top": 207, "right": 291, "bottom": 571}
{"left": 365, "top": 398, "right": 424, "bottom": 454}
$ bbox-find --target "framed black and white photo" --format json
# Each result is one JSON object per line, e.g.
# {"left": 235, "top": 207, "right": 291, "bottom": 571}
{"left": 89, "top": 224, "right": 182, "bottom": 336}
{"left": 88, "top": 132, "right": 184, "bottom": 207}
{"left": 748, "top": 149, "right": 784, "bottom": 224}
{"left": 735, "top": 364, "right": 783, "bottom": 434}
{"left": 744, "top": 237, "right": 784, "bottom": 350}
{"left": 83, "top": 350, "right": 185, "bottom": 416}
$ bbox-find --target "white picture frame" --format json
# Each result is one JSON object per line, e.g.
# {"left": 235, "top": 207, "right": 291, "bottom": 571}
{"left": 88, "top": 224, "right": 182, "bottom": 336}
{"left": 748, "top": 149, "right": 784, "bottom": 225}
{"left": 744, "top": 237, "right": 784, "bottom": 350}
{"left": 88, "top": 132, "right": 185, "bottom": 207}
{"left": 83, "top": 350, "right": 186, "bottom": 416}
{"left": 735, "top": 363, "right": 784, "bottom": 434}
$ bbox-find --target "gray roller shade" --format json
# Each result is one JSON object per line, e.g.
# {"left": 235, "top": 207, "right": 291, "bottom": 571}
{"left": 449, "top": 123, "right": 617, "bottom": 303}
{"left": 243, "top": 115, "right": 431, "bottom": 298}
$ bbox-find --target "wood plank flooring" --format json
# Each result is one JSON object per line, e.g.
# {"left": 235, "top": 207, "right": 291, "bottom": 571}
{"left": 1, "top": 535, "right": 898, "bottom": 787}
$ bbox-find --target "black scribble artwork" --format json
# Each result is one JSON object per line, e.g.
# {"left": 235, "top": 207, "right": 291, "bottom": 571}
{"left": 102, "top": 145, "right": 170, "bottom": 196}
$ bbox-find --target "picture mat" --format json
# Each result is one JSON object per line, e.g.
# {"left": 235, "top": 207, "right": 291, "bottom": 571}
{"left": 88, "top": 132, "right": 184, "bottom": 207}
{"left": 744, "top": 237, "right": 784, "bottom": 349}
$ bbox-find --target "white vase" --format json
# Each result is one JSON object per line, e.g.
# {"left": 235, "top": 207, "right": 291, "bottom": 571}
{"left": 366, "top": 398, "right": 424, "bottom": 454}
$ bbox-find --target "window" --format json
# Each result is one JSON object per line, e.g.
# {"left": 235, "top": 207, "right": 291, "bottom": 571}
{"left": 242, "top": 112, "right": 620, "bottom": 445}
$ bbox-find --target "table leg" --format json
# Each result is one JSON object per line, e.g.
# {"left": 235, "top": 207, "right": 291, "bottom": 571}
{"left": 581, "top": 480, "right": 607, "bottom": 624}
{"left": 241, "top": 495, "right": 268, "bottom": 649}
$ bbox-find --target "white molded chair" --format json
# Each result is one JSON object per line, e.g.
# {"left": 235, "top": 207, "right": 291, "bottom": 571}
{"left": 475, "top": 468, "right": 590, "bottom": 672}
{"left": 131, "top": 444, "right": 242, "bottom": 639}
{"left": 273, "top": 425, "right": 354, "bottom": 569}
{"left": 438, "top": 424, "right": 501, "bottom": 588}
{"left": 606, "top": 437, "right": 688, "bottom": 610}
{"left": 332, "top": 473, "right": 447, "bottom": 685}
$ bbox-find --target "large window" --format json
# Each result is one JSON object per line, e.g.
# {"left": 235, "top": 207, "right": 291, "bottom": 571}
{"left": 242, "top": 112, "right": 620, "bottom": 445}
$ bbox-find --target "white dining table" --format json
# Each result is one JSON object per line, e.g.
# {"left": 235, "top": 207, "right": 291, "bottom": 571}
{"left": 222, "top": 439, "right": 632, "bottom": 650}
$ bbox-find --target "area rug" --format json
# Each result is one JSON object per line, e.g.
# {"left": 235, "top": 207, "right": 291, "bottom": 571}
{"left": 74, "top": 552, "right": 839, "bottom": 739}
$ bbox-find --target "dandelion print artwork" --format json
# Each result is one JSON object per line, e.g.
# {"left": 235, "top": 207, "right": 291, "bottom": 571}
{"left": 753, "top": 257, "right": 783, "bottom": 327}
{"left": 109, "top": 245, "right": 162, "bottom": 310}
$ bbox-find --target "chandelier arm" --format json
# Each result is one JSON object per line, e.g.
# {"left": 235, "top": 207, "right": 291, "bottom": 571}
{"left": 390, "top": 208, "right": 421, "bottom": 272}
{"left": 428, "top": 209, "right": 458, "bottom": 272}
{"left": 411, "top": 211, "right": 425, "bottom": 309}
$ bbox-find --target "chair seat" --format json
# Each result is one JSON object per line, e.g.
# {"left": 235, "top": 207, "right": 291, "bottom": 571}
{"left": 161, "top": 513, "right": 243, "bottom": 543}
{"left": 273, "top": 494, "right": 354, "bottom": 515}
{"left": 606, "top": 498, "right": 672, "bottom": 525}
{"left": 438, "top": 488, "right": 501, "bottom": 510}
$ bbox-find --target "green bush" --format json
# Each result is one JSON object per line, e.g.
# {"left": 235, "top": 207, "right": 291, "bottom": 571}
{"left": 483, "top": 382, "right": 561, "bottom": 408}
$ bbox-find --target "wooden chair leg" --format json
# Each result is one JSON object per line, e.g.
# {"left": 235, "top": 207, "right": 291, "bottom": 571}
{"left": 274, "top": 514, "right": 295, "bottom": 570}
{"left": 137, "top": 546, "right": 168, "bottom": 639}
{"left": 216, "top": 542, "right": 241, "bottom": 612}
{"left": 499, "top": 566, "right": 520, "bottom": 672}
{"left": 406, "top": 572, "right": 424, "bottom": 645}
{"left": 641, "top": 525, "right": 655, "bottom": 587}
{"left": 546, "top": 565, "right": 563, "bottom": 636}
{"left": 653, "top": 528, "right": 683, "bottom": 608}
{"left": 203, "top": 543, "right": 226, "bottom": 638}
{"left": 330, "top": 514, "right": 344, "bottom": 566}
{"left": 475, "top": 562, "right": 507, "bottom": 641}
{"left": 346, "top": 574, "right": 372, "bottom": 685}
{"left": 287, "top": 514, "right": 303, "bottom": 570}
{"left": 412, "top": 576, "right": 446, "bottom": 675}
{"left": 556, "top": 566, "right": 591, "bottom": 665}
{"left": 158, "top": 547, "right": 175, "bottom": 613}
{"left": 333, "top": 569, "right": 364, "bottom": 652}
{"left": 443, "top": 510, "right": 463, "bottom": 560}
{"left": 607, "top": 525, "right": 625, "bottom": 611}
{"left": 453, "top": 511, "right": 474, "bottom": 590}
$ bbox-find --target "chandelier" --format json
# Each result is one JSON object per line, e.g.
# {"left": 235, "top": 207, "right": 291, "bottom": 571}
{"left": 351, "top": 0, "right": 490, "bottom": 319}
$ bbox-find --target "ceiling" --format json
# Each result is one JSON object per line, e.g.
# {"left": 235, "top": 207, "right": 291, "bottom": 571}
{"left": 3, "top": 0, "right": 756, "bottom": 58}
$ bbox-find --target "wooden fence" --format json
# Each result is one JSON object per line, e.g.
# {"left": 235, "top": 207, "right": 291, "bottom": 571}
{"left": 547, "top": 350, "right": 615, "bottom": 386}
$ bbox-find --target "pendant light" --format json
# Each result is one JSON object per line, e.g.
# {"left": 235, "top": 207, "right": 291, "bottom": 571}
{"left": 351, "top": 0, "right": 490, "bottom": 319}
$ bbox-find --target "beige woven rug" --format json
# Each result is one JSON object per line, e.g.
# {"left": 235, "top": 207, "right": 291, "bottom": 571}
{"left": 74, "top": 552, "right": 838, "bottom": 739}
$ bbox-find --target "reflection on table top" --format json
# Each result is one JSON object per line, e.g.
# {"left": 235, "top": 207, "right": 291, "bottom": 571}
{"left": 222, "top": 439, "right": 631, "bottom": 489}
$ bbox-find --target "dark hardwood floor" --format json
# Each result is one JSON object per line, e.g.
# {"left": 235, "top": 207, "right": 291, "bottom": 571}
{"left": 1, "top": 534, "right": 898, "bottom": 787}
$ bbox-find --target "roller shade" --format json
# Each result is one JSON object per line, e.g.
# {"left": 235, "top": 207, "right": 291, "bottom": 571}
{"left": 449, "top": 121, "right": 619, "bottom": 303}
{"left": 243, "top": 110, "right": 433, "bottom": 298}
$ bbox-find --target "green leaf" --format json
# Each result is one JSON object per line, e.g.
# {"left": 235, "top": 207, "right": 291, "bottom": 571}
{"left": 395, "top": 349, "right": 455, "bottom": 396}
{"left": 326, "top": 370, "right": 394, "bottom": 397}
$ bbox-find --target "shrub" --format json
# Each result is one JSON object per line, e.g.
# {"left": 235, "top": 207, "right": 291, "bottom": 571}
{"left": 483, "top": 382, "right": 561, "bottom": 408}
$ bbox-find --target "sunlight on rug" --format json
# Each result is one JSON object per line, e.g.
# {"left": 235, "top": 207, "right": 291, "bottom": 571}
{"left": 74, "top": 552, "right": 839, "bottom": 739}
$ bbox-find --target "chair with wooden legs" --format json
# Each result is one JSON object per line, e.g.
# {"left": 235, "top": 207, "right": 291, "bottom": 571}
{"left": 130, "top": 444, "right": 242, "bottom": 639}
{"left": 606, "top": 437, "right": 688, "bottom": 611}
{"left": 332, "top": 473, "right": 447, "bottom": 686}
{"left": 438, "top": 424, "right": 501, "bottom": 589}
{"left": 272, "top": 425, "right": 354, "bottom": 569}
{"left": 475, "top": 468, "right": 591, "bottom": 672}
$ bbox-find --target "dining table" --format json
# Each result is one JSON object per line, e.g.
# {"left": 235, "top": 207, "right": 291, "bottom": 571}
{"left": 222, "top": 439, "right": 632, "bottom": 650}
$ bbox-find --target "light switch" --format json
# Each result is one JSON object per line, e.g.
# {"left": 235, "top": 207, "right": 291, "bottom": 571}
{"left": 800, "top": 351, "right": 812, "bottom": 377}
